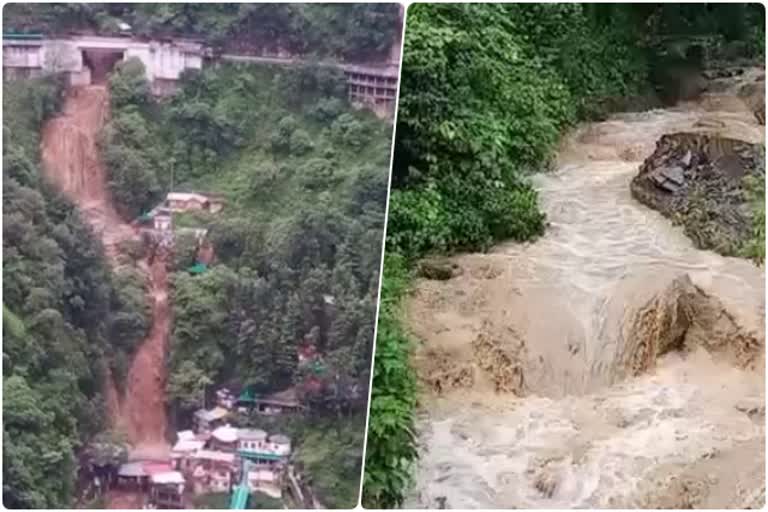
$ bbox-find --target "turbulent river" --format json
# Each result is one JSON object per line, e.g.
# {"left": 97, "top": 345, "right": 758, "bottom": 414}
{"left": 404, "top": 70, "right": 765, "bottom": 508}
{"left": 41, "top": 85, "right": 171, "bottom": 460}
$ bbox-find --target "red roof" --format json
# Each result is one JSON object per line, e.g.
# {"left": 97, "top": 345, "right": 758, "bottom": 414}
{"left": 143, "top": 462, "right": 173, "bottom": 476}
{"left": 298, "top": 344, "right": 317, "bottom": 359}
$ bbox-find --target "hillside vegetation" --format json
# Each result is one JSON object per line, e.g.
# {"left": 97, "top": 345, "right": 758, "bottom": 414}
{"left": 363, "top": 3, "right": 765, "bottom": 508}
{"left": 3, "top": 76, "right": 149, "bottom": 508}
{"left": 107, "top": 55, "right": 390, "bottom": 508}
{"left": 4, "top": 3, "right": 400, "bottom": 62}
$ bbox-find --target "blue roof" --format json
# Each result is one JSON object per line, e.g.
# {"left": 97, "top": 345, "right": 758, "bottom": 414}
{"left": 237, "top": 449, "right": 283, "bottom": 461}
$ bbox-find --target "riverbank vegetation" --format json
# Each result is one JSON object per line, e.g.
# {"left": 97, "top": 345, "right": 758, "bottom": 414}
{"left": 363, "top": 3, "right": 766, "bottom": 507}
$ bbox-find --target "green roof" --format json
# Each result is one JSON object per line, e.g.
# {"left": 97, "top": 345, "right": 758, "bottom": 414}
{"left": 3, "top": 33, "right": 44, "bottom": 40}
{"left": 188, "top": 262, "right": 208, "bottom": 274}
{"left": 237, "top": 387, "right": 256, "bottom": 403}
{"left": 311, "top": 360, "right": 326, "bottom": 374}
{"left": 237, "top": 449, "right": 283, "bottom": 461}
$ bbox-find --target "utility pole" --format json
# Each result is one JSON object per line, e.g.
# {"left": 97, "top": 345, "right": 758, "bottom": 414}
{"left": 169, "top": 157, "right": 175, "bottom": 194}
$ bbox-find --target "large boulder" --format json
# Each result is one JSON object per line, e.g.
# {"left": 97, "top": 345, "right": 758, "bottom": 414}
{"left": 630, "top": 132, "right": 765, "bottom": 256}
{"left": 596, "top": 272, "right": 763, "bottom": 385}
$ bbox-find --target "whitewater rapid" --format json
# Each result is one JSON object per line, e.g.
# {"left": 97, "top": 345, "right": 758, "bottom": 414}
{"left": 404, "top": 71, "right": 765, "bottom": 508}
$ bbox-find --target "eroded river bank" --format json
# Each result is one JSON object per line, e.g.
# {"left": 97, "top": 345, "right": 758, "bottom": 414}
{"left": 405, "top": 70, "right": 765, "bottom": 508}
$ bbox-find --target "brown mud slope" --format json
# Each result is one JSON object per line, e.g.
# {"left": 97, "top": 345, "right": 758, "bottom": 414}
{"left": 404, "top": 69, "right": 765, "bottom": 509}
{"left": 40, "top": 85, "right": 171, "bottom": 457}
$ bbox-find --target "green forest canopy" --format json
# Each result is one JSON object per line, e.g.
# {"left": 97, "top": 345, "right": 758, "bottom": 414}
{"left": 3, "top": 3, "right": 401, "bottom": 62}
{"left": 3, "top": 75, "right": 151, "bottom": 508}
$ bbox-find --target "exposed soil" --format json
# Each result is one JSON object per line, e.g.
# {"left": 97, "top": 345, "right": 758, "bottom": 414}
{"left": 40, "top": 85, "right": 171, "bottom": 458}
{"left": 105, "top": 489, "right": 144, "bottom": 509}
{"left": 404, "top": 69, "right": 765, "bottom": 508}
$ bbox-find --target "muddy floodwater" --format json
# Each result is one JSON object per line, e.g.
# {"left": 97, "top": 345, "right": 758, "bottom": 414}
{"left": 405, "top": 71, "right": 765, "bottom": 508}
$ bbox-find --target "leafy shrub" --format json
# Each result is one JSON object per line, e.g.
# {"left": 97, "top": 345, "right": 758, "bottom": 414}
{"left": 290, "top": 128, "right": 314, "bottom": 155}
{"left": 299, "top": 157, "right": 338, "bottom": 190}
{"left": 742, "top": 171, "right": 766, "bottom": 263}
{"left": 271, "top": 115, "right": 298, "bottom": 154}
{"left": 249, "top": 161, "right": 280, "bottom": 191}
{"left": 309, "top": 97, "right": 345, "bottom": 123}
{"left": 386, "top": 185, "right": 450, "bottom": 259}
{"left": 331, "top": 113, "right": 368, "bottom": 148}
{"left": 108, "top": 58, "right": 151, "bottom": 110}
{"left": 362, "top": 254, "right": 417, "bottom": 509}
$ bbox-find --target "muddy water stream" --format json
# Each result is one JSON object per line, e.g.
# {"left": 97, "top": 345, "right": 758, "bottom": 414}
{"left": 41, "top": 85, "right": 170, "bottom": 459}
{"left": 405, "top": 72, "right": 765, "bottom": 508}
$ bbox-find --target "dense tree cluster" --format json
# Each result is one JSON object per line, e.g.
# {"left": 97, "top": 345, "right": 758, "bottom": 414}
{"left": 3, "top": 77, "right": 148, "bottom": 508}
{"left": 103, "top": 58, "right": 163, "bottom": 218}
{"left": 3, "top": 3, "right": 401, "bottom": 62}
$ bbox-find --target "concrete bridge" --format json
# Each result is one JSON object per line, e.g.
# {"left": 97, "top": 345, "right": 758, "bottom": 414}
{"left": 4, "top": 29, "right": 401, "bottom": 117}
{"left": 3, "top": 35, "right": 207, "bottom": 95}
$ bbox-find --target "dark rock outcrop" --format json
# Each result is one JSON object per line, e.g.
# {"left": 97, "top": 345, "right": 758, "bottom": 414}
{"left": 630, "top": 132, "right": 765, "bottom": 256}
{"left": 738, "top": 80, "right": 766, "bottom": 125}
{"left": 418, "top": 258, "right": 462, "bottom": 280}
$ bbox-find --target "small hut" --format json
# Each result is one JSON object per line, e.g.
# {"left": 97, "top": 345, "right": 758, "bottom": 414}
{"left": 149, "top": 471, "right": 185, "bottom": 508}
{"left": 193, "top": 406, "right": 229, "bottom": 433}
{"left": 117, "top": 461, "right": 148, "bottom": 491}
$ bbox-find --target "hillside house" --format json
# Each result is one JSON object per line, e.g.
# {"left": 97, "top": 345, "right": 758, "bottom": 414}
{"left": 149, "top": 471, "right": 185, "bottom": 508}
{"left": 247, "top": 388, "right": 304, "bottom": 415}
{"left": 216, "top": 388, "right": 236, "bottom": 409}
{"left": 152, "top": 207, "right": 173, "bottom": 231}
{"left": 209, "top": 425, "right": 239, "bottom": 452}
{"left": 297, "top": 344, "right": 318, "bottom": 365}
{"left": 189, "top": 450, "right": 236, "bottom": 494}
{"left": 237, "top": 428, "right": 268, "bottom": 452}
{"left": 170, "top": 431, "right": 206, "bottom": 472}
{"left": 166, "top": 192, "right": 225, "bottom": 213}
{"left": 193, "top": 406, "right": 229, "bottom": 433}
{"left": 116, "top": 461, "right": 148, "bottom": 490}
{"left": 245, "top": 467, "right": 283, "bottom": 499}
{"left": 238, "top": 432, "right": 291, "bottom": 468}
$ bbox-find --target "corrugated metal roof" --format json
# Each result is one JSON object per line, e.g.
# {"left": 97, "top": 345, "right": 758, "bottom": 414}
{"left": 171, "top": 439, "right": 205, "bottom": 453}
{"left": 211, "top": 425, "right": 238, "bottom": 443}
{"left": 268, "top": 434, "right": 291, "bottom": 445}
{"left": 150, "top": 471, "right": 185, "bottom": 485}
{"left": 238, "top": 428, "right": 267, "bottom": 441}
{"left": 118, "top": 462, "right": 146, "bottom": 478}
{"left": 192, "top": 450, "right": 236, "bottom": 463}
{"left": 167, "top": 192, "right": 209, "bottom": 203}
{"left": 177, "top": 430, "right": 195, "bottom": 441}
{"left": 194, "top": 406, "right": 228, "bottom": 422}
